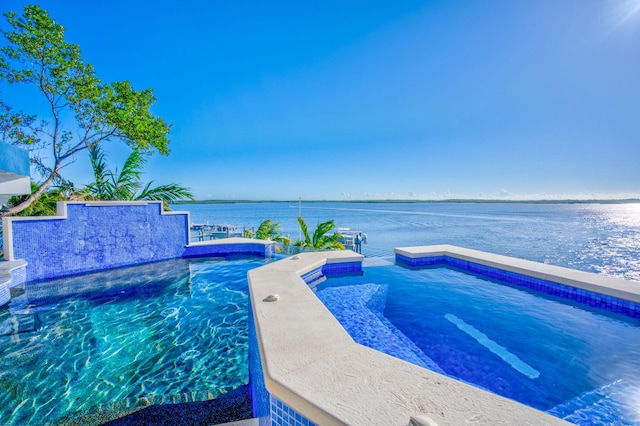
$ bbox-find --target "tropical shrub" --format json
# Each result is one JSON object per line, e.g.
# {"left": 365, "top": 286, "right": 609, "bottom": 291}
{"left": 293, "top": 216, "right": 344, "bottom": 251}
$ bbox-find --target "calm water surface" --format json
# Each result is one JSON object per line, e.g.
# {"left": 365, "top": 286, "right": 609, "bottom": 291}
{"left": 317, "top": 264, "right": 640, "bottom": 425}
{"left": 174, "top": 202, "right": 640, "bottom": 282}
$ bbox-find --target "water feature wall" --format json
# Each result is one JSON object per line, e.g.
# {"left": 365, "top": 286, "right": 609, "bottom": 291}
{"left": 2, "top": 201, "right": 275, "bottom": 283}
{"left": 2, "top": 201, "right": 190, "bottom": 282}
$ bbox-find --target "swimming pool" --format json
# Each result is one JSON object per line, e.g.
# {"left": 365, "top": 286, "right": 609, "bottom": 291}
{"left": 315, "top": 259, "right": 640, "bottom": 425}
{"left": 0, "top": 256, "right": 270, "bottom": 425}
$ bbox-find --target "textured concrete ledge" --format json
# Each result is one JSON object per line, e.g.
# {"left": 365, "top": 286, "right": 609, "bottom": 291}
{"left": 395, "top": 244, "right": 640, "bottom": 303}
{"left": 0, "top": 259, "right": 27, "bottom": 305}
{"left": 248, "top": 250, "right": 568, "bottom": 425}
{"left": 0, "top": 260, "right": 27, "bottom": 283}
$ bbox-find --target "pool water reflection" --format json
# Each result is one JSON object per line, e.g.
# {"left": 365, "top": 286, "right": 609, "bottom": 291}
{"left": 0, "top": 256, "right": 269, "bottom": 425}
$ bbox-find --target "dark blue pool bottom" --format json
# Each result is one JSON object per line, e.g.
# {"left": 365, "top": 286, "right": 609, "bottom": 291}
{"left": 396, "top": 254, "right": 640, "bottom": 320}
{"left": 315, "top": 262, "right": 640, "bottom": 425}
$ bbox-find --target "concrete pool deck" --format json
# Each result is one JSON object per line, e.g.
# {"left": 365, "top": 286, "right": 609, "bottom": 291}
{"left": 248, "top": 249, "right": 571, "bottom": 425}
{"left": 0, "top": 259, "right": 26, "bottom": 305}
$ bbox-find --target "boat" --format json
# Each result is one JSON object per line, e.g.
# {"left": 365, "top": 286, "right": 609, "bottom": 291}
{"left": 210, "top": 224, "right": 243, "bottom": 239}
{"left": 333, "top": 228, "right": 367, "bottom": 253}
{"left": 190, "top": 223, "right": 244, "bottom": 241}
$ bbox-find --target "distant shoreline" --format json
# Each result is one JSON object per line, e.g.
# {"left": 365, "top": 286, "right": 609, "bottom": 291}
{"left": 172, "top": 198, "right": 640, "bottom": 205}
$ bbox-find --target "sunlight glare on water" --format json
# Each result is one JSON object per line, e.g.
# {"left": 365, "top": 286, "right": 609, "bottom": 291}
{"left": 177, "top": 202, "right": 640, "bottom": 282}
{"left": 580, "top": 204, "right": 640, "bottom": 282}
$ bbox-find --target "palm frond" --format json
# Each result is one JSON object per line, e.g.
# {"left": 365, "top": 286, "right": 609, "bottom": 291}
{"left": 7, "top": 181, "right": 64, "bottom": 216}
{"left": 86, "top": 144, "right": 115, "bottom": 199}
{"left": 297, "top": 216, "right": 311, "bottom": 245}
{"left": 256, "top": 219, "right": 275, "bottom": 240}
{"left": 312, "top": 220, "right": 336, "bottom": 247}
{"left": 316, "top": 235, "right": 345, "bottom": 250}
{"left": 275, "top": 234, "right": 292, "bottom": 247}
{"left": 82, "top": 147, "right": 193, "bottom": 204}
{"left": 135, "top": 181, "right": 194, "bottom": 202}
{"left": 111, "top": 150, "right": 145, "bottom": 200}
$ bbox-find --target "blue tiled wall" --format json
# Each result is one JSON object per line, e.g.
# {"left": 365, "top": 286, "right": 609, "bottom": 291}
{"left": 322, "top": 261, "right": 363, "bottom": 275}
{"left": 396, "top": 254, "right": 640, "bottom": 319}
{"left": 270, "top": 396, "right": 318, "bottom": 426}
{"left": 183, "top": 242, "right": 273, "bottom": 258}
{"left": 248, "top": 297, "right": 270, "bottom": 426}
{"left": 301, "top": 261, "right": 363, "bottom": 286}
{"left": 6, "top": 201, "right": 277, "bottom": 283}
{"left": 9, "top": 202, "right": 190, "bottom": 282}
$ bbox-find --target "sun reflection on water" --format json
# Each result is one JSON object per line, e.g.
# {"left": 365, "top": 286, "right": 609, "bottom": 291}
{"left": 581, "top": 203, "right": 640, "bottom": 282}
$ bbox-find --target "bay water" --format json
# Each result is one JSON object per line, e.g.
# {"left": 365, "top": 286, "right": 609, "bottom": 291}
{"left": 172, "top": 201, "right": 640, "bottom": 282}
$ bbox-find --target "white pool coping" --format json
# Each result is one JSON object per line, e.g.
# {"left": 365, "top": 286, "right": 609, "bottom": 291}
{"left": 0, "top": 260, "right": 25, "bottom": 285}
{"left": 248, "top": 248, "right": 572, "bottom": 425}
{"left": 0, "top": 259, "right": 26, "bottom": 304}
{"left": 187, "top": 237, "right": 273, "bottom": 247}
{"left": 396, "top": 245, "right": 640, "bottom": 303}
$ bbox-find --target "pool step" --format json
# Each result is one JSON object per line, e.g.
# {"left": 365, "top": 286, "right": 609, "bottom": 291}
{"left": 315, "top": 283, "right": 444, "bottom": 374}
{"left": 547, "top": 379, "right": 638, "bottom": 424}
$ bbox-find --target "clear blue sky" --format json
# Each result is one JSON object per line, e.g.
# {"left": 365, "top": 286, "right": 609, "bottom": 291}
{"left": 2, "top": 1, "right": 639, "bottom": 200}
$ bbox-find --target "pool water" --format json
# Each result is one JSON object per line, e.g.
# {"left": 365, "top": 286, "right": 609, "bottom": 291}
{"left": 315, "top": 260, "right": 640, "bottom": 425}
{"left": 0, "top": 256, "right": 269, "bottom": 425}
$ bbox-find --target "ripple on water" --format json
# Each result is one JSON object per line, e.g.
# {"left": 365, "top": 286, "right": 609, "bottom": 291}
{"left": 0, "top": 257, "right": 260, "bottom": 425}
{"left": 161, "top": 307, "right": 179, "bottom": 318}
{"left": 180, "top": 349, "right": 201, "bottom": 360}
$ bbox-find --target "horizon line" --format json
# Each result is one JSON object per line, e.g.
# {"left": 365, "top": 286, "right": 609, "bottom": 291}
{"left": 173, "top": 198, "right": 640, "bottom": 205}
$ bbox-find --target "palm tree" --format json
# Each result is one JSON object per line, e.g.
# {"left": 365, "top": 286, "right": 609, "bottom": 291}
{"left": 294, "top": 216, "right": 344, "bottom": 251}
{"left": 79, "top": 145, "right": 193, "bottom": 205}
{"left": 253, "top": 219, "right": 292, "bottom": 251}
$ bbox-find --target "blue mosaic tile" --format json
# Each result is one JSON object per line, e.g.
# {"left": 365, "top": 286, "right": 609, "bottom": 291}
{"left": 10, "top": 203, "right": 190, "bottom": 282}
{"left": 7, "top": 202, "right": 276, "bottom": 283}
{"left": 322, "top": 261, "right": 362, "bottom": 275}
{"left": 269, "top": 396, "right": 318, "bottom": 426}
{"left": 248, "top": 298, "right": 270, "bottom": 426}
{"left": 301, "top": 261, "right": 363, "bottom": 286}
{"left": 182, "top": 242, "right": 274, "bottom": 258}
{"left": 300, "top": 267, "right": 324, "bottom": 285}
{"left": 396, "top": 254, "right": 640, "bottom": 320}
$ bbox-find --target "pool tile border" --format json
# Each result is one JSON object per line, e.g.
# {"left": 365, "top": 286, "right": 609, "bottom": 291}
{"left": 396, "top": 252, "right": 640, "bottom": 319}
{"left": 395, "top": 245, "right": 640, "bottom": 304}
{"left": 270, "top": 395, "right": 318, "bottom": 426}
